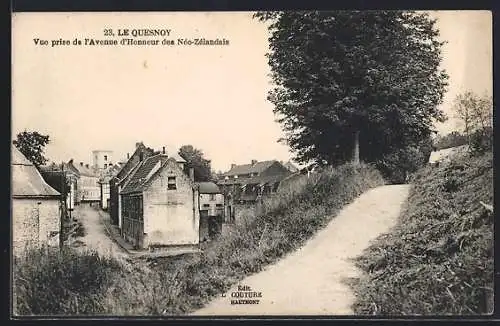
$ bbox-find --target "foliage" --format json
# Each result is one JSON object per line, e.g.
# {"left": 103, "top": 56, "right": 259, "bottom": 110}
{"left": 254, "top": 11, "right": 448, "bottom": 167}
{"left": 351, "top": 151, "right": 494, "bottom": 315}
{"left": 375, "top": 137, "right": 432, "bottom": 184}
{"left": 433, "top": 131, "right": 468, "bottom": 150}
{"left": 453, "top": 91, "right": 493, "bottom": 138}
{"left": 452, "top": 91, "right": 493, "bottom": 155}
{"left": 13, "top": 246, "right": 122, "bottom": 315}
{"left": 178, "top": 145, "right": 212, "bottom": 182}
{"left": 14, "top": 163, "right": 384, "bottom": 316}
{"left": 470, "top": 127, "right": 493, "bottom": 155}
{"left": 13, "top": 130, "right": 50, "bottom": 168}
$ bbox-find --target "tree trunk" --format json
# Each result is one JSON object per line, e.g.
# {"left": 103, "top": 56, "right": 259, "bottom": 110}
{"left": 352, "top": 130, "right": 360, "bottom": 165}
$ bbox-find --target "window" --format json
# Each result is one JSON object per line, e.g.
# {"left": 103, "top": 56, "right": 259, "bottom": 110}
{"left": 104, "top": 155, "right": 108, "bottom": 161}
{"left": 167, "top": 176, "right": 177, "bottom": 190}
{"left": 216, "top": 204, "right": 223, "bottom": 207}
{"left": 209, "top": 194, "right": 216, "bottom": 201}
{"left": 104, "top": 164, "right": 108, "bottom": 169}
{"left": 203, "top": 204, "right": 210, "bottom": 208}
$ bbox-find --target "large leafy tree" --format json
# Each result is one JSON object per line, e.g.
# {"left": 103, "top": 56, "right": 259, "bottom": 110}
{"left": 13, "top": 130, "right": 50, "bottom": 168}
{"left": 255, "top": 11, "right": 448, "bottom": 167}
{"left": 178, "top": 145, "right": 212, "bottom": 182}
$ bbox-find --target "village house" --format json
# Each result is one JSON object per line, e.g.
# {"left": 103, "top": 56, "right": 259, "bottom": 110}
{"left": 73, "top": 162, "right": 100, "bottom": 206}
{"left": 39, "top": 159, "right": 80, "bottom": 216}
{"left": 109, "top": 142, "right": 156, "bottom": 226}
{"left": 92, "top": 149, "right": 114, "bottom": 173}
{"left": 12, "top": 145, "right": 62, "bottom": 255}
{"left": 98, "top": 163, "right": 123, "bottom": 210}
{"left": 197, "top": 181, "right": 225, "bottom": 241}
{"left": 218, "top": 160, "right": 292, "bottom": 203}
{"left": 119, "top": 150, "right": 200, "bottom": 249}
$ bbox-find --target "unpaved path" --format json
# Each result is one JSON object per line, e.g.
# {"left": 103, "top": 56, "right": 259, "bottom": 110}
{"left": 193, "top": 184, "right": 410, "bottom": 316}
{"left": 72, "top": 204, "right": 128, "bottom": 262}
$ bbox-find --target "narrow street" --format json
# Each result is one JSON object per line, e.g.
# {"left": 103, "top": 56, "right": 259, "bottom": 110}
{"left": 72, "top": 204, "right": 128, "bottom": 262}
{"left": 193, "top": 184, "right": 411, "bottom": 316}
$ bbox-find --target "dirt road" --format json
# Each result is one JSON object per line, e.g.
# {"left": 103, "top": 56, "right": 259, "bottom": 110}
{"left": 193, "top": 184, "right": 410, "bottom": 316}
{"left": 72, "top": 204, "right": 127, "bottom": 261}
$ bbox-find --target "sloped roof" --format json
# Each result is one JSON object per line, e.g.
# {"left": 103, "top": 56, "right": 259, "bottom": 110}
{"left": 73, "top": 163, "right": 98, "bottom": 177}
{"left": 116, "top": 143, "right": 155, "bottom": 180}
{"left": 172, "top": 152, "right": 187, "bottom": 163}
{"left": 12, "top": 145, "right": 61, "bottom": 198}
{"left": 121, "top": 155, "right": 167, "bottom": 194}
{"left": 197, "top": 182, "right": 221, "bottom": 194}
{"left": 222, "top": 160, "right": 277, "bottom": 177}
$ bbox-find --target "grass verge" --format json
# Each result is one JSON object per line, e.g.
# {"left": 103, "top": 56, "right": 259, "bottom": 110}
{"left": 350, "top": 151, "right": 494, "bottom": 315}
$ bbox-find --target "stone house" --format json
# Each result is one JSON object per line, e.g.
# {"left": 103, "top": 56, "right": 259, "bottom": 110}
{"left": 109, "top": 142, "right": 155, "bottom": 226}
{"left": 218, "top": 160, "right": 292, "bottom": 203}
{"left": 197, "top": 181, "right": 224, "bottom": 241}
{"left": 74, "top": 162, "right": 100, "bottom": 205}
{"left": 12, "top": 145, "right": 61, "bottom": 255}
{"left": 119, "top": 152, "right": 200, "bottom": 249}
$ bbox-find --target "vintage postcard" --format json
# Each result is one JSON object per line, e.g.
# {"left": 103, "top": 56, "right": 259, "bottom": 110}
{"left": 11, "top": 11, "right": 493, "bottom": 317}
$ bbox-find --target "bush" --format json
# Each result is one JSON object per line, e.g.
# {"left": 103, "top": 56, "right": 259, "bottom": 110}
{"left": 470, "top": 127, "right": 493, "bottom": 156}
{"left": 13, "top": 246, "right": 123, "bottom": 315}
{"left": 351, "top": 151, "right": 493, "bottom": 315}
{"left": 376, "top": 145, "right": 429, "bottom": 184}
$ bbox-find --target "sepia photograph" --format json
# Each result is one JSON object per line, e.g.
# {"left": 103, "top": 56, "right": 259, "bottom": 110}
{"left": 11, "top": 10, "right": 493, "bottom": 317}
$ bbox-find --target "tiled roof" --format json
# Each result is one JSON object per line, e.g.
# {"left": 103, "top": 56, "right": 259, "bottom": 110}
{"left": 197, "top": 182, "right": 221, "bottom": 194}
{"left": 12, "top": 145, "right": 61, "bottom": 198}
{"left": 116, "top": 143, "right": 155, "bottom": 180}
{"left": 121, "top": 155, "right": 167, "bottom": 194}
{"left": 222, "top": 160, "right": 277, "bottom": 177}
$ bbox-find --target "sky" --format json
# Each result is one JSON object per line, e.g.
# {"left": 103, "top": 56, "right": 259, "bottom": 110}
{"left": 12, "top": 11, "right": 492, "bottom": 172}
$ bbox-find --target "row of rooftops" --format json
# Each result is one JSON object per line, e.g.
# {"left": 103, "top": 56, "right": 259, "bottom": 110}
{"left": 22, "top": 139, "right": 300, "bottom": 196}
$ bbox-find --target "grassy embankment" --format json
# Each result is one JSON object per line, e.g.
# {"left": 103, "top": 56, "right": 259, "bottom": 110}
{"left": 14, "top": 163, "right": 384, "bottom": 316}
{"left": 351, "top": 151, "right": 494, "bottom": 315}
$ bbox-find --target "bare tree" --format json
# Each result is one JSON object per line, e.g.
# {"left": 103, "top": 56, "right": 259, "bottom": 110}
{"left": 453, "top": 91, "right": 493, "bottom": 142}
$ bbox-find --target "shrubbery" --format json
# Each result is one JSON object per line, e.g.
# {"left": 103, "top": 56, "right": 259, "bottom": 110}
{"left": 351, "top": 151, "right": 493, "bottom": 315}
{"left": 13, "top": 246, "right": 122, "bottom": 315}
{"left": 375, "top": 144, "right": 431, "bottom": 184}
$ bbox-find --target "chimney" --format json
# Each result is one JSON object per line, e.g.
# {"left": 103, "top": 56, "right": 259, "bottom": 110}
{"left": 136, "top": 142, "right": 142, "bottom": 148}
{"left": 162, "top": 146, "right": 166, "bottom": 154}
{"left": 139, "top": 152, "right": 144, "bottom": 162}
{"left": 80, "top": 162, "right": 83, "bottom": 167}
{"left": 251, "top": 160, "right": 257, "bottom": 165}
{"left": 189, "top": 167, "right": 195, "bottom": 181}
{"left": 231, "top": 163, "right": 236, "bottom": 169}
{"left": 127, "top": 153, "right": 130, "bottom": 159}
